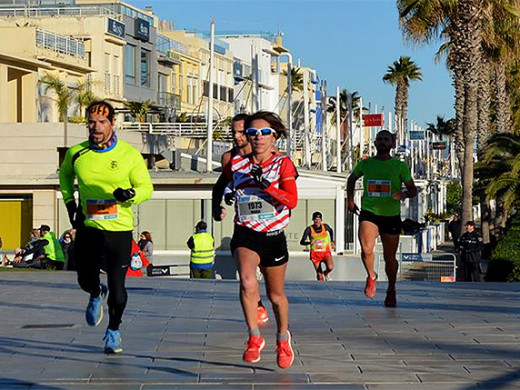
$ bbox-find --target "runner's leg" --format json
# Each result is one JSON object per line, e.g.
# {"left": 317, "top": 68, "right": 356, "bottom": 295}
{"left": 380, "top": 232, "right": 400, "bottom": 292}
{"left": 236, "top": 247, "right": 261, "bottom": 330}
{"left": 263, "top": 263, "right": 289, "bottom": 334}
{"left": 359, "top": 221, "right": 379, "bottom": 279}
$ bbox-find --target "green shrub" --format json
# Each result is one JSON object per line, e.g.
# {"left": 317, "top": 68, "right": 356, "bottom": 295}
{"left": 446, "top": 181, "right": 462, "bottom": 214}
{"left": 486, "top": 214, "right": 520, "bottom": 281}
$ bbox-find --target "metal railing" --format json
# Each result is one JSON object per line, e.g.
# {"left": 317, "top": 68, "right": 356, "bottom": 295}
{"left": 0, "top": 6, "right": 120, "bottom": 18}
{"left": 36, "top": 28, "right": 85, "bottom": 58}
{"left": 122, "top": 122, "right": 232, "bottom": 141}
{"left": 157, "top": 92, "right": 181, "bottom": 110}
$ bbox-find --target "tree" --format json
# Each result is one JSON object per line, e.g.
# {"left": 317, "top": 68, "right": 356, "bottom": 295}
{"left": 426, "top": 115, "right": 455, "bottom": 140}
{"left": 123, "top": 99, "right": 155, "bottom": 123}
{"left": 281, "top": 67, "right": 304, "bottom": 92}
{"left": 382, "top": 56, "right": 422, "bottom": 144}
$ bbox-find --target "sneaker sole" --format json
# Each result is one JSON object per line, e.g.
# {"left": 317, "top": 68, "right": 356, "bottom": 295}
{"left": 243, "top": 339, "right": 265, "bottom": 363}
{"left": 277, "top": 331, "right": 294, "bottom": 369}
{"left": 257, "top": 317, "right": 269, "bottom": 325}
{"left": 104, "top": 347, "right": 123, "bottom": 354}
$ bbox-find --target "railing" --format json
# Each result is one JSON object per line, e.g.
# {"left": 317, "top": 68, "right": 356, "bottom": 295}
{"left": 122, "top": 122, "right": 232, "bottom": 141}
{"left": 0, "top": 6, "right": 120, "bottom": 18}
{"left": 36, "top": 28, "right": 85, "bottom": 58}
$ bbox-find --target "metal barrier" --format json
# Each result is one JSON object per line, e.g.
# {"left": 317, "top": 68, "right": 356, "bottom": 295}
{"left": 377, "top": 252, "right": 457, "bottom": 282}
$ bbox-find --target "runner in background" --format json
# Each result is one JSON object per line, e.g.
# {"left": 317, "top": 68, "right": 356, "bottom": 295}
{"left": 300, "top": 211, "right": 335, "bottom": 281}
{"left": 346, "top": 130, "right": 417, "bottom": 308}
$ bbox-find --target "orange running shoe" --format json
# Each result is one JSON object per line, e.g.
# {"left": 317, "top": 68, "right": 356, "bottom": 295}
{"left": 276, "top": 331, "right": 294, "bottom": 369}
{"left": 257, "top": 305, "right": 269, "bottom": 325}
{"left": 384, "top": 289, "right": 397, "bottom": 307}
{"left": 364, "top": 273, "right": 377, "bottom": 298}
{"left": 242, "top": 334, "right": 265, "bottom": 363}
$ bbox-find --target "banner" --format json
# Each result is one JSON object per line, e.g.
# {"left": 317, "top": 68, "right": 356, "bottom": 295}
{"left": 432, "top": 141, "right": 447, "bottom": 150}
{"left": 409, "top": 131, "right": 425, "bottom": 140}
{"left": 362, "top": 113, "right": 384, "bottom": 127}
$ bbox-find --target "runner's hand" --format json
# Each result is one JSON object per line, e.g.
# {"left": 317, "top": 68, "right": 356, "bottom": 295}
{"left": 113, "top": 187, "right": 136, "bottom": 202}
{"left": 224, "top": 190, "right": 235, "bottom": 205}
{"left": 393, "top": 190, "right": 408, "bottom": 201}
{"left": 65, "top": 201, "right": 84, "bottom": 229}
{"left": 212, "top": 205, "right": 226, "bottom": 221}
{"left": 250, "top": 165, "right": 271, "bottom": 189}
{"left": 347, "top": 200, "right": 359, "bottom": 215}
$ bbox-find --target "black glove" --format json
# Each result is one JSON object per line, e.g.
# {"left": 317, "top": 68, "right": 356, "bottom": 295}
{"left": 212, "top": 205, "right": 224, "bottom": 222}
{"left": 224, "top": 190, "right": 235, "bottom": 206}
{"left": 113, "top": 187, "right": 136, "bottom": 202}
{"left": 250, "top": 165, "right": 271, "bottom": 189}
{"left": 65, "top": 201, "right": 84, "bottom": 229}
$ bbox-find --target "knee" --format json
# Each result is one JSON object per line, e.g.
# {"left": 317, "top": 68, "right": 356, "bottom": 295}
{"left": 267, "top": 291, "right": 287, "bottom": 308}
{"left": 240, "top": 278, "right": 258, "bottom": 298}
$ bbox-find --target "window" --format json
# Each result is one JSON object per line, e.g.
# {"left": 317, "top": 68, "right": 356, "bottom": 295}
{"left": 140, "top": 48, "right": 150, "bottom": 87}
{"left": 124, "top": 44, "right": 136, "bottom": 85}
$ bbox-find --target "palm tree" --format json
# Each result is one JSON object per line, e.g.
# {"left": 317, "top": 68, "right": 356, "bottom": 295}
{"left": 476, "top": 133, "right": 520, "bottom": 220}
{"left": 382, "top": 56, "right": 422, "bottom": 144}
{"left": 281, "top": 67, "right": 304, "bottom": 92}
{"left": 425, "top": 115, "right": 455, "bottom": 140}
{"left": 74, "top": 78, "right": 99, "bottom": 117}
{"left": 40, "top": 73, "right": 75, "bottom": 147}
{"left": 123, "top": 99, "right": 155, "bottom": 123}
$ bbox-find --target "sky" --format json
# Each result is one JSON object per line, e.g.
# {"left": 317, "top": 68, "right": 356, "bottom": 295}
{"left": 131, "top": 0, "right": 454, "bottom": 129}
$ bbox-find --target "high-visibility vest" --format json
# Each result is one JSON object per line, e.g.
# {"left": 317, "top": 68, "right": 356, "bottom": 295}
{"left": 190, "top": 232, "right": 215, "bottom": 265}
{"left": 309, "top": 225, "right": 331, "bottom": 253}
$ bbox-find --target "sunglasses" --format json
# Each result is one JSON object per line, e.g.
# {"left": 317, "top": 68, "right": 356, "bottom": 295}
{"left": 245, "top": 127, "right": 276, "bottom": 137}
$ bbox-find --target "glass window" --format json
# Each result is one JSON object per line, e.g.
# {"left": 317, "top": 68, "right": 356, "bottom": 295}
{"left": 140, "top": 48, "right": 150, "bottom": 87}
{"left": 124, "top": 44, "right": 136, "bottom": 85}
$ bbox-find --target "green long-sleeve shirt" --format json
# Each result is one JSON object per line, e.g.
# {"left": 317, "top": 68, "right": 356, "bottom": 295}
{"left": 59, "top": 140, "right": 153, "bottom": 231}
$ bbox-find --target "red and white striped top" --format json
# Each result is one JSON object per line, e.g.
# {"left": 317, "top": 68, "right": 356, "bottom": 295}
{"left": 225, "top": 153, "right": 297, "bottom": 232}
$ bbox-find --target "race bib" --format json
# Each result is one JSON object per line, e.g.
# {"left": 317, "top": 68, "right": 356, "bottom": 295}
{"left": 237, "top": 194, "right": 276, "bottom": 222}
{"left": 367, "top": 180, "right": 392, "bottom": 197}
{"left": 86, "top": 199, "right": 118, "bottom": 220}
{"left": 312, "top": 239, "right": 327, "bottom": 251}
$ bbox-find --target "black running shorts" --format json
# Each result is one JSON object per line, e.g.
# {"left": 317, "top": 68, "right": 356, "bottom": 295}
{"left": 230, "top": 224, "right": 289, "bottom": 267}
{"left": 359, "top": 210, "right": 402, "bottom": 235}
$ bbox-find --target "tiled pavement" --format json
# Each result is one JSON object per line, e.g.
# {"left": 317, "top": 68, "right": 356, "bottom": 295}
{"left": 1, "top": 271, "right": 520, "bottom": 389}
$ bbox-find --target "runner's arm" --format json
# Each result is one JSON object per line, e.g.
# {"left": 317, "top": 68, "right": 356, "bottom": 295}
{"left": 212, "top": 173, "right": 229, "bottom": 221}
{"left": 347, "top": 171, "right": 362, "bottom": 214}
{"left": 299, "top": 227, "right": 311, "bottom": 246}
{"left": 264, "top": 177, "right": 298, "bottom": 209}
{"left": 393, "top": 179, "right": 418, "bottom": 201}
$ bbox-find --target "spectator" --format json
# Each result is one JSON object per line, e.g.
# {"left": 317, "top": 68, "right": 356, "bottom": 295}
{"left": 138, "top": 231, "right": 154, "bottom": 264}
{"left": 187, "top": 221, "right": 215, "bottom": 279}
{"left": 13, "top": 229, "right": 48, "bottom": 268}
{"left": 448, "top": 214, "right": 462, "bottom": 251}
{"left": 60, "top": 230, "right": 76, "bottom": 270}
{"left": 0, "top": 237, "right": 9, "bottom": 267}
{"left": 459, "top": 221, "right": 483, "bottom": 282}
{"left": 38, "top": 225, "right": 65, "bottom": 270}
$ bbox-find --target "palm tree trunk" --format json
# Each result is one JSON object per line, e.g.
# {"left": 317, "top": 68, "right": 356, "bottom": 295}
{"left": 494, "top": 62, "right": 512, "bottom": 133}
{"left": 458, "top": 0, "right": 483, "bottom": 226}
{"left": 477, "top": 55, "right": 491, "bottom": 244}
{"left": 453, "top": 69, "right": 465, "bottom": 175}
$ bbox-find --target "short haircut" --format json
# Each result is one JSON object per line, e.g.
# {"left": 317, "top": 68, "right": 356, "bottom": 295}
{"left": 196, "top": 221, "right": 207, "bottom": 231}
{"left": 232, "top": 113, "right": 249, "bottom": 123}
{"left": 312, "top": 211, "right": 323, "bottom": 220}
{"left": 86, "top": 100, "right": 115, "bottom": 122}
{"left": 244, "top": 111, "right": 287, "bottom": 139}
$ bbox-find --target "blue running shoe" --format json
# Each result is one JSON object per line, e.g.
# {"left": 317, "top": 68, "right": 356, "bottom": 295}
{"left": 103, "top": 329, "right": 123, "bottom": 354}
{"left": 85, "top": 284, "right": 107, "bottom": 326}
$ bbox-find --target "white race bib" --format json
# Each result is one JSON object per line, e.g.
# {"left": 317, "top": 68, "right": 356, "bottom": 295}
{"left": 86, "top": 199, "right": 119, "bottom": 220}
{"left": 237, "top": 194, "right": 276, "bottom": 222}
{"left": 367, "top": 180, "right": 392, "bottom": 197}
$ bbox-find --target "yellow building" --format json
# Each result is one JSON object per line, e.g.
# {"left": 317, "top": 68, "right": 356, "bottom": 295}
{"left": 161, "top": 28, "right": 235, "bottom": 121}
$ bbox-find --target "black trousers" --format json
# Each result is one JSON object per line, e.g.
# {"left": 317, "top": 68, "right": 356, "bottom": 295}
{"left": 464, "top": 261, "right": 481, "bottom": 282}
{"left": 75, "top": 227, "right": 132, "bottom": 330}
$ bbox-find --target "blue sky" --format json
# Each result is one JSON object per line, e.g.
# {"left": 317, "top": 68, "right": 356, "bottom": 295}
{"left": 131, "top": 0, "right": 454, "bottom": 128}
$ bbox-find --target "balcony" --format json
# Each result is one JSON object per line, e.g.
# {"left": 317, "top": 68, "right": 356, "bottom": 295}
{"left": 0, "top": 6, "right": 120, "bottom": 18}
{"left": 157, "top": 92, "right": 180, "bottom": 110}
{"left": 36, "top": 28, "right": 85, "bottom": 58}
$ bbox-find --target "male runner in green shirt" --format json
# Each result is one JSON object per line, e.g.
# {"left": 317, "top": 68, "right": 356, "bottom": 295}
{"left": 59, "top": 100, "right": 153, "bottom": 353}
{"left": 347, "top": 130, "right": 417, "bottom": 307}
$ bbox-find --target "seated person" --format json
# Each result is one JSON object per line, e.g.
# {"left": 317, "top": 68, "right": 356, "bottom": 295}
{"left": 13, "top": 229, "right": 48, "bottom": 268}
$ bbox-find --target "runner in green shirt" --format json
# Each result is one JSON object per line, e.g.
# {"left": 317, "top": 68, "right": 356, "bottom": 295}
{"left": 59, "top": 100, "right": 153, "bottom": 354}
{"left": 347, "top": 130, "right": 417, "bottom": 308}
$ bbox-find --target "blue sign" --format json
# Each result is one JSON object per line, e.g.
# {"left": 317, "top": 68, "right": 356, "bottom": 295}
{"left": 409, "top": 131, "right": 425, "bottom": 140}
{"left": 107, "top": 18, "right": 125, "bottom": 39}
{"left": 135, "top": 18, "right": 150, "bottom": 42}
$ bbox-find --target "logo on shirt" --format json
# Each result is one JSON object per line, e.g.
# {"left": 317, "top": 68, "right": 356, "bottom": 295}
{"left": 108, "top": 160, "right": 119, "bottom": 170}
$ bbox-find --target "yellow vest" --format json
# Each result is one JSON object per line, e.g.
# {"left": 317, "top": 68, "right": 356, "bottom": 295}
{"left": 190, "top": 232, "right": 215, "bottom": 264}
